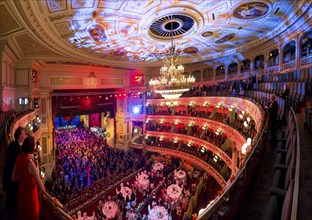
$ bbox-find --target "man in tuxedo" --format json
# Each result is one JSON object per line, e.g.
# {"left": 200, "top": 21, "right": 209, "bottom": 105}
{"left": 2, "top": 126, "right": 26, "bottom": 219}
{"left": 281, "top": 83, "right": 290, "bottom": 98}
{"left": 267, "top": 95, "right": 278, "bottom": 144}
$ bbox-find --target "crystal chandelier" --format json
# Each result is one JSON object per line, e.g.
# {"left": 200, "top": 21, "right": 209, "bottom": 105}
{"left": 149, "top": 22, "right": 195, "bottom": 99}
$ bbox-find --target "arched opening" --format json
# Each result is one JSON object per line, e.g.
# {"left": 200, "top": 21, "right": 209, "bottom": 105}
{"left": 300, "top": 31, "right": 312, "bottom": 67}
{"left": 268, "top": 49, "right": 279, "bottom": 67}
{"left": 254, "top": 55, "right": 264, "bottom": 70}
{"left": 216, "top": 65, "right": 226, "bottom": 80}
{"left": 203, "top": 68, "right": 213, "bottom": 81}
{"left": 228, "top": 63, "right": 238, "bottom": 78}
{"left": 283, "top": 41, "right": 296, "bottom": 63}
{"left": 192, "top": 70, "right": 202, "bottom": 82}
{"left": 241, "top": 59, "right": 251, "bottom": 72}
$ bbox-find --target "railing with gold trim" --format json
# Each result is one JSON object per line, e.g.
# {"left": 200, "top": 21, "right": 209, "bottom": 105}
{"left": 146, "top": 115, "right": 247, "bottom": 151}
{"left": 146, "top": 131, "right": 232, "bottom": 168}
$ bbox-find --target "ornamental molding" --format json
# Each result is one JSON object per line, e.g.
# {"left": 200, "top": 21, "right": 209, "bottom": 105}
{"left": 10, "top": 0, "right": 311, "bottom": 67}
{"left": 146, "top": 131, "right": 232, "bottom": 167}
{"left": 147, "top": 115, "right": 246, "bottom": 150}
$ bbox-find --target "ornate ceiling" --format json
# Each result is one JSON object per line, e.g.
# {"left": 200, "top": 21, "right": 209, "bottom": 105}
{"left": 1, "top": 0, "right": 311, "bottom": 68}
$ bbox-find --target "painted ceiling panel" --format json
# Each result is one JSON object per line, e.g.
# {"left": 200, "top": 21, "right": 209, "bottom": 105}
{"left": 5, "top": 0, "right": 310, "bottom": 67}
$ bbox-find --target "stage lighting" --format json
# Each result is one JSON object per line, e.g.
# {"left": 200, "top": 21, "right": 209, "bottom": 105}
{"left": 132, "top": 105, "right": 141, "bottom": 114}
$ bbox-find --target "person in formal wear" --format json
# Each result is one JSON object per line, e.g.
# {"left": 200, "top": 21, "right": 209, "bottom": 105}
{"left": 2, "top": 126, "right": 26, "bottom": 219}
{"left": 281, "top": 83, "right": 290, "bottom": 98}
{"left": 12, "top": 136, "right": 45, "bottom": 220}
{"left": 267, "top": 95, "right": 278, "bottom": 144}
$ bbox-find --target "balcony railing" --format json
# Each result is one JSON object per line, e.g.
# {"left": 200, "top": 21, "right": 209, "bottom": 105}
{"left": 283, "top": 60, "right": 295, "bottom": 70}
{"left": 267, "top": 65, "right": 279, "bottom": 73}
{"left": 300, "top": 54, "right": 312, "bottom": 66}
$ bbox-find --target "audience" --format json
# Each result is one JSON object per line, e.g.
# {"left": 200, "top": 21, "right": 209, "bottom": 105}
{"left": 46, "top": 128, "right": 146, "bottom": 205}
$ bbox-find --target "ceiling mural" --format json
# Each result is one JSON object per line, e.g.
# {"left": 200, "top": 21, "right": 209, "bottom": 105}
{"left": 233, "top": 2, "right": 270, "bottom": 19}
{"left": 4, "top": 0, "right": 309, "bottom": 67}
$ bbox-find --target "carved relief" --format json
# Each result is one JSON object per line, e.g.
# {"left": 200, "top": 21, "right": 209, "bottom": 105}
{"left": 100, "top": 78, "right": 124, "bottom": 86}
{"left": 46, "top": 0, "right": 67, "bottom": 12}
{"left": 49, "top": 77, "right": 83, "bottom": 86}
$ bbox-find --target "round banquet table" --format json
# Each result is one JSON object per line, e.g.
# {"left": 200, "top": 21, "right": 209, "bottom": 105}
{"left": 149, "top": 206, "right": 169, "bottom": 220}
{"left": 153, "top": 162, "right": 164, "bottom": 172}
{"left": 102, "top": 201, "right": 119, "bottom": 219}
{"left": 166, "top": 184, "right": 182, "bottom": 202}
{"left": 137, "top": 173, "right": 150, "bottom": 190}
{"left": 120, "top": 186, "right": 132, "bottom": 200}
{"left": 175, "top": 170, "right": 186, "bottom": 183}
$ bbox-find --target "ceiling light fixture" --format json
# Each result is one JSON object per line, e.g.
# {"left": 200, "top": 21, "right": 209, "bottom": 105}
{"left": 149, "top": 20, "right": 195, "bottom": 99}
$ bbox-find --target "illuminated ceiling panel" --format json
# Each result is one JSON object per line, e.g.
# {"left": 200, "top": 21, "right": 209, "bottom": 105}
{"left": 11, "top": 0, "right": 309, "bottom": 67}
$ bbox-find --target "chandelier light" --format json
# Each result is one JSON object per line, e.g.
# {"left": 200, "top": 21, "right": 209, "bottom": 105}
{"left": 149, "top": 21, "right": 195, "bottom": 99}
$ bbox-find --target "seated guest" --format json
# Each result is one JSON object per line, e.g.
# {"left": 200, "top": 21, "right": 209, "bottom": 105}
{"left": 117, "top": 191, "right": 124, "bottom": 201}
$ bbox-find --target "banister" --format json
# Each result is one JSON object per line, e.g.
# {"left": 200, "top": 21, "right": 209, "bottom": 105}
{"left": 197, "top": 110, "right": 269, "bottom": 219}
{"left": 290, "top": 107, "right": 300, "bottom": 220}
{"left": 145, "top": 131, "right": 233, "bottom": 167}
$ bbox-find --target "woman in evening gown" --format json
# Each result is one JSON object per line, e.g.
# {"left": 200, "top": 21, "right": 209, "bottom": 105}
{"left": 12, "top": 136, "right": 45, "bottom": 220}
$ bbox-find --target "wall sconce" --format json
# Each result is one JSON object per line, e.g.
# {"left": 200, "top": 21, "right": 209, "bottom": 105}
{"left": 213, "top": 155, "right": 218, "bottom": 162}
{"left": 215, "top": 129, "right": 221, "bottom": 135}
{"left": 247, "top": 138, "right": 252, "bottom": 146}
{"left": 241, "top": 143, "right": 248, "bottom": 154}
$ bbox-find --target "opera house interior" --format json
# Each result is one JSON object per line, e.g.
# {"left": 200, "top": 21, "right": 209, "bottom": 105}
{"left": 1, "top": 0, "right": 312, "bottom": 220}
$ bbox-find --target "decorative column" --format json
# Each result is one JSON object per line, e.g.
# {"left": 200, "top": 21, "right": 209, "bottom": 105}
{"left": 278, "top": 44, "right": 283, "bottom": 72}
{"left": 225, "top": 64, "right": 229, "bottom": 80}
{"left": 115, "top": 95, "right": 130, "bottom": 151}
{"left": 250, "top": 57, "right": 254, "bottom": 76}
{"left": 212, "top": 66, "right": 216, "bottom": 81}
{"left": 237, "top": 61, "right": 241, "bottom": 78}
{"left": 295, "top": 35, "right": 301, "bottom": 68}
{"left": 264, "top": 51, "right": 269, "bottom": 74}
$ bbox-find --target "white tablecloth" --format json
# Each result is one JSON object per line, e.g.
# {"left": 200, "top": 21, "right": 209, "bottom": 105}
{"left": 166, "top": 184, "right": 182, "bottom": 201}
{"left": 153, "top": 162, "right": 164, "bottom": 172}
{"left": 120, "top": 186, "right": 132, "bottom": 200}
{"left": 137, "top": 173, "right": 150, "bottom": 190}
{"left": 149, "top": 206, "right": 169, "bottom": 220}
{"left": 102, "top": 201, "right": 119, "bottom": 219}
{"left": 175, "top": 170, "right": 186, "bottom": 181}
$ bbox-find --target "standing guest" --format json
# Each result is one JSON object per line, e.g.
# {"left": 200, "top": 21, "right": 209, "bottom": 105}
{"left": 12, "top": 136, "right": 45, "bottom": 220}
{"left": 266, "top": 95, "right": 278, "bottom": 144}
{"left": 2, "top": 126, "right": 26, "bottom": 220}
{"left": 281, "top": 83, "right": 290, "bottom": 98}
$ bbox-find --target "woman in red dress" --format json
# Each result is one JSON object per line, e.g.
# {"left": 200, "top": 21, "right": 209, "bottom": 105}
{"left": 12, "top": 136, "right": 45, "bottom": 220}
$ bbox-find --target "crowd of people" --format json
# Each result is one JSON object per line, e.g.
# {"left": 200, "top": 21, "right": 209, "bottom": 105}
{"left": 78, "top": 159, "right": 209, "bottom": 220}
{"left": 45, "top": 128, "right": 147, "bottom": 205}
